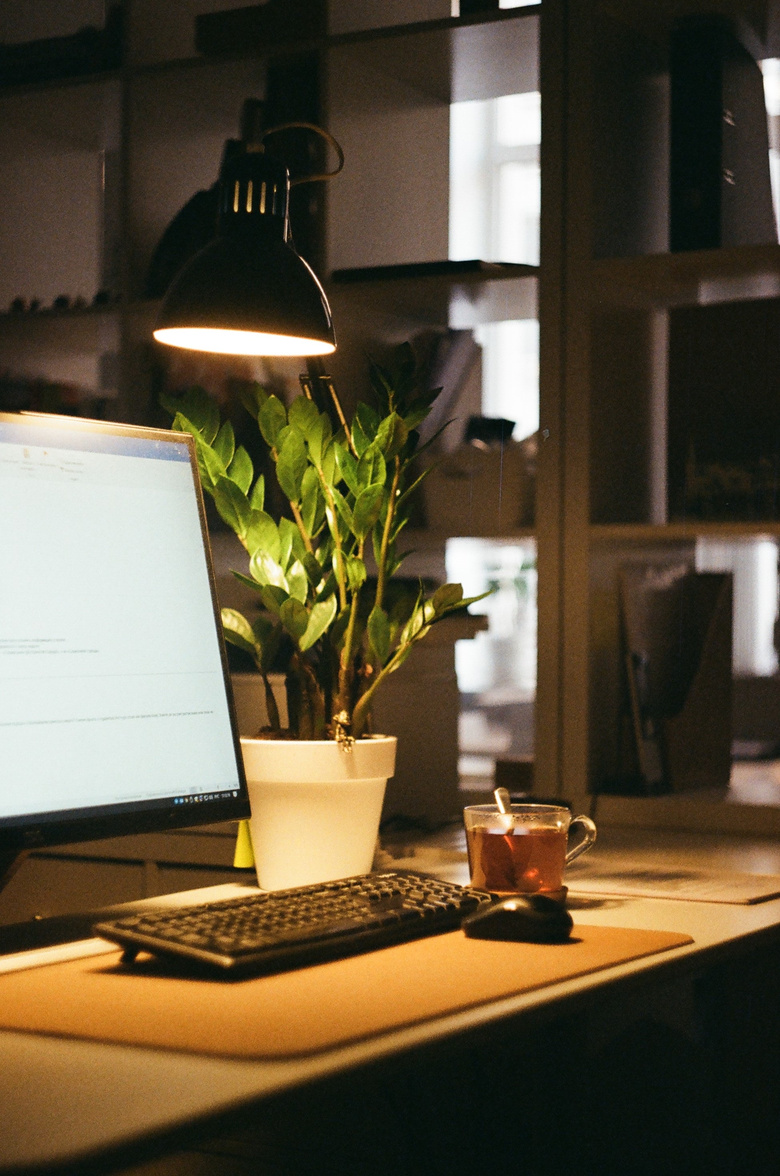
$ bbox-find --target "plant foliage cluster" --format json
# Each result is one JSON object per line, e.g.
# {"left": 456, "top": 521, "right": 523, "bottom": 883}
{"left": 162, "top": 346, "right": 482, "bottom": 740}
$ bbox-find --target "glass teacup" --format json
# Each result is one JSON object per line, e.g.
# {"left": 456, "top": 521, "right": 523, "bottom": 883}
{"left": 464, "top": 803, "right": 597, "bottom": 897}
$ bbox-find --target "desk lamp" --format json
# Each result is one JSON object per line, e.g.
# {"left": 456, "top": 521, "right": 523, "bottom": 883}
{"left": 153, "top": 123, "right": 341, "bottom": 361}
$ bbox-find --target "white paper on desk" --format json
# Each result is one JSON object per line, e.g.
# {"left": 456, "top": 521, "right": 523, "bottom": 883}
{"left": 0, "top": 938, "right": 116, "bottom": 976}
{"left": 567, "top": 866, "right": 780, "bottom": 904}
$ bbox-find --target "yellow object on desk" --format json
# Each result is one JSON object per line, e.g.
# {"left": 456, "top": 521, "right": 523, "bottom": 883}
{"left": 233, "top": 819, "right": 255, "bottom": 869}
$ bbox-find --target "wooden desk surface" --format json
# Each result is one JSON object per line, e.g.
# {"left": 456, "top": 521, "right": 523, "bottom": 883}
{"left": 3, "top": 825, "right": 780, "bottom": 1174}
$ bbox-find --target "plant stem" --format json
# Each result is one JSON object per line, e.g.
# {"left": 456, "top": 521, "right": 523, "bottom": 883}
{"left": 318, "top": 481, "right": 348, "bottom": 612}
{"left": 304, "top": 361, "right": 358, "bottom": 458}
{"left": 375, "top": 457, "right": 401, "bottom": 612}
{"left": 336, "top": 540, "right": 364, "bottom": 717}
{"left": 261, "top": 672, "right": 281, "bottom": 732}
{"left": 289, "top": 499, "right": 315, "bottom": 555}
{"left": 351, "top": 617, "right": 432, "bottom": 737}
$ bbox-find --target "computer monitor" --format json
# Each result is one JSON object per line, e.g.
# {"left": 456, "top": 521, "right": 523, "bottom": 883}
{"left": 0, "top": 411, "right": 250, "bottom": 888}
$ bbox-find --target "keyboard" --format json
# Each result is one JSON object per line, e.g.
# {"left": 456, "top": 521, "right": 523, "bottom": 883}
{"left": 94, "top": 871, "right": 492, "bottom": 978}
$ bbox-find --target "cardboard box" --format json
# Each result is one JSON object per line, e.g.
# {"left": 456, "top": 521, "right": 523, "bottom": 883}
{"left": 424, "top": 442, "right": 534, "bottom": 534}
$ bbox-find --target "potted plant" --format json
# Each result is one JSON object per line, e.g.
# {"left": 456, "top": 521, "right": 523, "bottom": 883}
{"left": 162, "top": 345, "right": 482, "bottom": 888}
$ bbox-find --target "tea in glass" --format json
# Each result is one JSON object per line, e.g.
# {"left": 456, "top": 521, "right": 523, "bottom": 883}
{"left": 463, "top": 804, "right": 596, "bottom": 896}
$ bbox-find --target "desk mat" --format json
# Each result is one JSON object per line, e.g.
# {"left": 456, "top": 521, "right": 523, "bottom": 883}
{"left": 0, "top": 924, "right": 691, "bottom": 1060}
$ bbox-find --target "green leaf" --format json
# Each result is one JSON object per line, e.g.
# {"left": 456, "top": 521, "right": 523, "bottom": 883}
{"left": 299, "top": 596, "right": 338, "bottom": 652}
{"left": 399, "top": 600, "right": 428, "bottom": 645}
{"left": 250, "top": 549, "right": 289, "bottom": 591}
{"left": 227, "top": 445, "right": 253, "bottom": 493}
{"left": 288, "top": 395, "right": 320, "bottom": 441}
{"left": 213, "top": 420, "right": 235, "bottom": 469}
{"left": 286, "top": 558, "right": 309, "bottom": 604}
{"left": 176, "top": 419, "right": 226, "bottom": 492}
{"left": 367, "top": 359, "right": 394, "bottom": 413}
{"left": 251, "top": 615, "right": 283, "bottom": 672}
{"left": 238, "top": 382, "right": 269, "bottom": 421}
{"left": 345, "top": 556, "right": 367, "bottom": 593}
{"left": 278, "top": 517, "right": 297, "bottom": 571}
{"left": 161, "top": 386, "right": 220, "bottom": 444}
{"left": 249, "top": 474, "right": 265, "bottom": 512}
{"left": 275, "top": 425, "right": 308, "bottom": 503}
{"left": 395, "top": 464, "right": 431, "bottom": 512}
{"left": 353, "top": 482, "right": 385, "bottom": 540}
{"left": 300, "top": 465, "right": 324, "bottom": 534}
{"left": 432, "top": 583, "right": 464, "bottom": 614}
{"left": 307, "top": 413, "right": 333, "bottom": 468}
{"left": 367, "top": 605, "right": 390, "bottom": 664}
{"left": 457, "top": 589, "right": 493, "bottom": 612}
{"left": 351, "top": 416, "right": 371, "bottom": 457}
{"left": 376, "top": 412, "right": 409, "bottom": 459}
{"left": 250, "top": 612, "right": 275, "bottom": 645}
{"left": 230, "top": 569, "right": 264, "bottom": 595}
{"left": 213, "top": 476, "right": 250, "bottom": 537}
{"left": 334, "top": 442, "right": 359, "bottom": 494}
{"left": 280, "top": 597, "right": 308, "bottom": 643}
{"left": 280, "top": 516, "right": 306, "bottom": 567}
{"left": 304, "top": 552, "right": 324, "bottom": 587}
{"left": 403, "top": 402, "right": 434, "bottom": 432}
{"left": 372, "top": 523, "right": 384, "bottom": 570}
{"left": 244, "top": 510, "right": 280, "bottom": 562}
{"left": 320, "top": 439, "right": 337, "bottom": 486}
{"left": 258, "top": 395, "right": 287, "bottom": 448}
{"left": 356, "top": 402, "right": 381, "bottom": 442}
{"left": 260, "top": 585, "right": 287, "bottom": 616}
{"left": 331, "top": 487, "right": 355, "bottom": 534}
{"left": 220, "top": 608, "right": 258, "bottom": 658}
{"left": 356, "top": 444, "right": 386, "bottom": 492}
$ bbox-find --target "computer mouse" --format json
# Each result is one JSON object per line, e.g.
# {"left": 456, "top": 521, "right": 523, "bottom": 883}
{"left": 461, "top": 894, "right": 573, "bottom": 944}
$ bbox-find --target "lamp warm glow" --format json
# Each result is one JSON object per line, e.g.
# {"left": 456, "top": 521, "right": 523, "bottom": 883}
{"left": 153, "top": 142, "right": 335, "bottom": 358}
{"left": 153, "top": 327, "right": 335, "bottom": 357}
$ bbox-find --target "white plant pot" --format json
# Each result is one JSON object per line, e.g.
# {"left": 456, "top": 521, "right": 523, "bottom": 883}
{"left": 240, "top": 735, "right": 397, "bottom": 891}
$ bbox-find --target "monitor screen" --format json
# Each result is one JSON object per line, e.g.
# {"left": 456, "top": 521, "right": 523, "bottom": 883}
{"left": 0, "top": 412, "right": 250, "bottom": 858}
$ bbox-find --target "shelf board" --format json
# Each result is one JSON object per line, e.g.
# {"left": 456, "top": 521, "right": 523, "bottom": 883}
{"left": 404, "top": 527, "right": 536, "bottom": 547}
{"left": 0, "top": 304, "right": 121, "bottom": 352}
{"left": 0, "top": 74, "right": 121, "bottom": 152}
{"left": 328, "top": 7, "right": 539, "bottom": 103}
{"left": 134, "top": 7, "right": 539, "bottom": 103}
{"left": 328, "top": 260, "right": 538, "bottom": 328}
{"left": 0, "top": 67, "right": 120, "bottom": 99}
{"left": 329, "top": 5, "right": 539, "bottom": 50}
{"left": 595, "top": 0, "right": 770, "bottom": 59}
{"left": 331, "top": 260, "right": 536, "bottom": 285}
{"left": 591, "top": 243, "right": 780, "bottom": 309}
{"left": 591, "top": 520, "right": 780, "bottom": 542}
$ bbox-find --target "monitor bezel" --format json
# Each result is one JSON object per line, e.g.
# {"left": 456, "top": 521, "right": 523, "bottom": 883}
{"left": 0, "top": 411, "right": 251, "bottom": 856}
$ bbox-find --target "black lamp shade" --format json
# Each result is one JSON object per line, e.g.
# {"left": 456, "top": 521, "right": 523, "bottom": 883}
{"left": 153, "top": 146, "right": 335, "bottom": 357}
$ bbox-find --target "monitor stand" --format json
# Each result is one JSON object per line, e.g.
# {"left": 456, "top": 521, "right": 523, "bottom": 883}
{"left": 0, "top": 850, "right": 199, "bottom": 960}
{"left": 0, "top": 849, "right": 116, "bottom": 958}
{"left": 0, "top": 849, "right": 27, "bottom": 895}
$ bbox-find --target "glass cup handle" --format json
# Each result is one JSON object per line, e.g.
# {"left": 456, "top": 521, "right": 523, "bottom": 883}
{"left": 565, "top": 815, "right": 597, "bottom": 865}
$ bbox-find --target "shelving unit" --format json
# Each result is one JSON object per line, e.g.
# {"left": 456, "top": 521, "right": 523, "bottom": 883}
{"left": 542, "top": 0, "right": 780, "bottom": 833}
{"left": 591, "top": 242, "right": 780, "bottom": 307}
{"left": 0, "top": 2, "right": 540, "bottom": 408}
{"left": 5, "top": 0, "right": 780, "bottom": 855}
{"left": 329, "top": 261, "right": 537, "bottom": 335}
{"left": 0, "top": 2, "right": 543, "bottom": 905}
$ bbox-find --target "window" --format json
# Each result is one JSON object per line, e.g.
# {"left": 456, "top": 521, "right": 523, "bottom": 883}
{"left": 448, "top": 87, "right": 540, "bottom": 788}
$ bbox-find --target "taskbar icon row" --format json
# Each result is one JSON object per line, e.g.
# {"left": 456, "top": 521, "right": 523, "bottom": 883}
{"left": 172, "top": 789, "right": 240, "bottom": 806}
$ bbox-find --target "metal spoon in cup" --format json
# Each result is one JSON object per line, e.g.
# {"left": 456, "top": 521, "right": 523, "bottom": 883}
{"left": 494, "top": 787, "right": 514, "bottom": 835}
